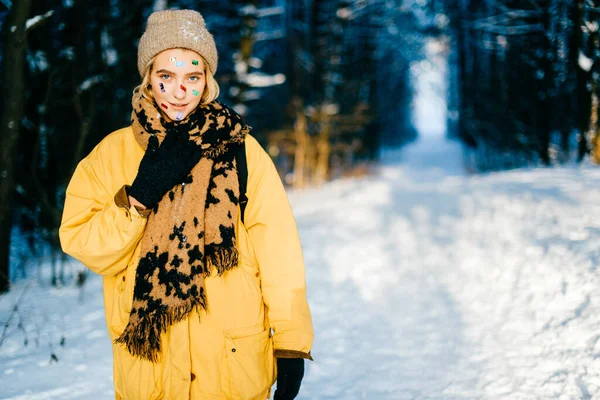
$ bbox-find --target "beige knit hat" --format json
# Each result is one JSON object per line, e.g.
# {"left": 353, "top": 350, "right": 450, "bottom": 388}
{"left": 137, "top": 9, "right": 218, "bottom": 77}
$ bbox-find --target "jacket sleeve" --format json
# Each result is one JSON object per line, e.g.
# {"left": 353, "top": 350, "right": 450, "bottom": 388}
{"left": 244, "top": 135, "right": 314, "bottom": 360}
{"left": 59, "top": 150, "right": 147, "bottom": 276}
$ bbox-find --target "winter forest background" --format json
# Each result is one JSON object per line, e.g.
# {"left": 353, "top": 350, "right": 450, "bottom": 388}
{"left": 2, "top": 0, "right": 599, "bottom": 293}
{"left": 3, "top": 0, "right": 600, "bottom": 399}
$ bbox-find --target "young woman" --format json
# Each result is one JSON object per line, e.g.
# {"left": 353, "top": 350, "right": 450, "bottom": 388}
{"left": 59, "top": 9, "right": 313, "bottom": 400}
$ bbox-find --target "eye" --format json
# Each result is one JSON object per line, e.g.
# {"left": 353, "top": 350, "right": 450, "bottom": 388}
{"left": 189, "top": 75, "right": 199, "bottom": 82}
{"left": 160, "top": 74, "right": 171, "bottom": 80}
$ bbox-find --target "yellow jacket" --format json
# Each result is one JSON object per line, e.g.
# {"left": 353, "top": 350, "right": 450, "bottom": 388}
{"left": 59, "top": 127, "right": 314, "bottom": 400}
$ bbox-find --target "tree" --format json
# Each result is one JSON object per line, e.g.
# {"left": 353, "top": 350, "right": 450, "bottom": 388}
{"left": 444, "top": 0, "right": 585, "bottom": 170}
{"left": 0, "top": 0, "right": 32, "bottom": 293}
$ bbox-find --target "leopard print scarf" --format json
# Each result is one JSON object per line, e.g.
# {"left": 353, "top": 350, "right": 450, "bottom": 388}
{"left": 115, "top": 90, "right": 249, "bottom": 362}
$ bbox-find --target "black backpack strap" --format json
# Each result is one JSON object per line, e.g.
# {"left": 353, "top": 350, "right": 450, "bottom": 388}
{"left": 235, "top": 141, "right": 248, "bottom": 224}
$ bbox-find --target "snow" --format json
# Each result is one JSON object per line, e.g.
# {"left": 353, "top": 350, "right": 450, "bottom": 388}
{"left": 232, "top": 103, "right": 248, "bottom": 116}
{"left": 234, "top": 56, "right": 248, "bottom": 75}
{"left": 337, "top": 8, "right": 352, "bottom": 20}
{"left": 78, "top": 75, "right": 104, "bottom": 92}
{"left": 58, "top": 47, "right": 74, "bottom": 61}
{"left": 585, "top": 21, "right": 599, "bottom": 34}
{"left": 25, "top": 10, "right": 54, "bottom": 31}
{"left": 179, "top": 20, "right": 208, "bottom": 42}
{"left": 579, "top": 51, "right": 594, "bottom": 72}
{"left": 239, "top": 5, "right": 258, "bottom": 17}
{"left": 152, "top": 0, "right": 168, "bottom": 12}
{"left": 101, "top": 30, "right": 118, "bottom": 67}
{"left": 257, "top": 6, "right": 285, "bottom": 18}
{"left": 246, "top": 72, "right": 286, "bottom": 88}
{"left": 28, "top": 50, "right": 49, "bottom": 72}
{"left": 248, "top": 57, "right": 263, "bottom": 68}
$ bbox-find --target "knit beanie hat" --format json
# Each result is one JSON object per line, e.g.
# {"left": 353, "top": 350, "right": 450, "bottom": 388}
{"left": 137, "top": 9, "right": 218, "bottom": 77}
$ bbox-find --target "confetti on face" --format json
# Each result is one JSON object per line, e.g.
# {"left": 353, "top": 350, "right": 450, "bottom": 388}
{"left": 180, "top": 84, "right": 187, "bottom": 92}
{"left": 176, "top": 61, "right": 184, "bottom": 67}
{"left": 159, "top": 83, "right": 165, "bottom": 93}
{"left": 192, "top": 89, "right": 200, "bottom": 96}
{"left": 192, "top": 60, "right": 199, "bottom": 66}
{"left": 161, "top": 103, "right": 168, "bottom": 110}
{"left": 176, "top": 112, "right": 183, "bottom": 120}
{"left": 169, "top": 56, "right": 176, "bottom": 63}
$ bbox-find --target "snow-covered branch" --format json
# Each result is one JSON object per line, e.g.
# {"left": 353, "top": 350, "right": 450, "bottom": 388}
{"left": 585, "top": 5, "right": 600, "bottom": 14}
{"left": 245, "top": 72, "right": 286, "bottom": 88}
{"left": 472, "top": 10, "right": 544, "bottom": 35}
{"left": 254, "top": 29, "right": 286, "bottom": 42}
{"left": 473, "top": 22, "right": 544, "bottom": 36}
{"left": 257, "top": 6, "right": 284, "bottom": 18}
{"left": 25, "top": 10, "right": 54, "bottom": 32}
{"left": 239, "top": 4, "right": 257, "bottom": 17}
{"left": 77, "top": 75, "right": 105, "bottom": 93}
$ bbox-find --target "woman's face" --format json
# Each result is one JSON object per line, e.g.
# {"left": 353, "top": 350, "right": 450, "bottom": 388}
{"left": 150, "top": 48, "right": 206, "bottom": 121}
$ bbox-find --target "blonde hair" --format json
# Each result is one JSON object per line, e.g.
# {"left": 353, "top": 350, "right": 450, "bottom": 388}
{"left": 134, "top": 55, "right": 220, "bottom": 105}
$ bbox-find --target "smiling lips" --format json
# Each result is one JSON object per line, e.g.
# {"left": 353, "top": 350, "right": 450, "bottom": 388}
{"left": 169, "top": 102, "right": 188, "bottom": 109}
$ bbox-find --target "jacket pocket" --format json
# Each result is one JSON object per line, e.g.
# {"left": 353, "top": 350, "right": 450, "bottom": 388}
{"left": 222, "top": 324, "right": 275, "bottom": 400}
{"left": 113, "top": 344, "right": 163, "bottom": 400}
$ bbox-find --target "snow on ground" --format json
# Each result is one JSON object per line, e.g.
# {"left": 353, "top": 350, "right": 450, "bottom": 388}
{"left": 294, "top": 140, "right": 600, "bottom": 399}
{"left": 2, "top": 138, "right": 600, "bottom": 399}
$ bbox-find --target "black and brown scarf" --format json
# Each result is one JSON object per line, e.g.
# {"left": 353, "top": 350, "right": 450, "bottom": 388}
{"left": 115, "top": 91, "right": 249, "bottom": 362}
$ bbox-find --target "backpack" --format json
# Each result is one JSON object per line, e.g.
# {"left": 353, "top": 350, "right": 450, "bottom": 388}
{"left": 234, "top": 143, "right": 248, "bottom": 224}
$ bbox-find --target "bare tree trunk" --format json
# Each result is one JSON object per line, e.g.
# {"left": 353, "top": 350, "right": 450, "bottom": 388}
{"left": 293, "top": 107, "right": 308, "bottom": 188}
{"left": 314, "top": 110, "right": 331, "bottom": 185}
{"left": 590, "top": 83, "right": 600, "bottom": 163}
{"left": 539, "top": 6, "right": 552, "bottom": 166}
{"left": 574, "top": 0, "right": 590, "bottom": 162}
{"left": 231, "top": 0, "right": 258, "bottom": 115}
{"left": 0, "top": 0, "right": 32, "bottom": 293}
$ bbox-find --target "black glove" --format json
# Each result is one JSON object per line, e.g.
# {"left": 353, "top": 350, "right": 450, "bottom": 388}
{"left": 129, "top": 130, "right": 201, "bottom": 208}
{"left": 274, "top": 358, "right": 305, "bottom": 400}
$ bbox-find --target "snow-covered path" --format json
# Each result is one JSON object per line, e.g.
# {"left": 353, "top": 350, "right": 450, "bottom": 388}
{"left": 293, "top": 139, "right": 600, "bottom": 399}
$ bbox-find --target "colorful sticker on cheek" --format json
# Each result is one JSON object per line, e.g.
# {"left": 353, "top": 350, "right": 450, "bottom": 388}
{"left": 176, "top": 61, "right": 184, "bottom": 67}
{"left": 161, "top": 103, "right": 168, "bottom": 110}
{"left": 159, "top": 83, "right": 165, "bottom": 93}
{"left": 192, "top": 60, "right": 199, "bottom": 66}
{"left": 192, "top": 90, "right": 200, "bottom": 96}
{"left": 180, "top": 85, "right": 187, "bottom": 92}
{"left": 176, "top": 112, "right": 183, "bottom": 120}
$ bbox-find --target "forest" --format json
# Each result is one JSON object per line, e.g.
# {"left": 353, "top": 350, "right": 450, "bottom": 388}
{"left": 446, "top": 0, "right": 600, "bottom": 171}
{"left": 1, "top": 0, "right": 600, "bottom": 293}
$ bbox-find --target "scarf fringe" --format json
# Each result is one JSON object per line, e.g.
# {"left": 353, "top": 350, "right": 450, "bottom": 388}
{"left": 114, "top": 296, "right": 206, "bottom": 363}
{"left": 206, "top": 246, "right": 239, "bottom": 277}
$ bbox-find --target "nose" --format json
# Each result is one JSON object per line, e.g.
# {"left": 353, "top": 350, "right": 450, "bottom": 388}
{"left": 173, "top": 81, "right": 186, "bottom": 100}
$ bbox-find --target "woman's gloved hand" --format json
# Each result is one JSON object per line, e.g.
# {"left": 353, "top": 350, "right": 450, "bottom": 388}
{"left": 274, "top": 358, "right": 305, "bottom": 400}
{"left": 129, "top": 130, "right": 201, "bottom": 208}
